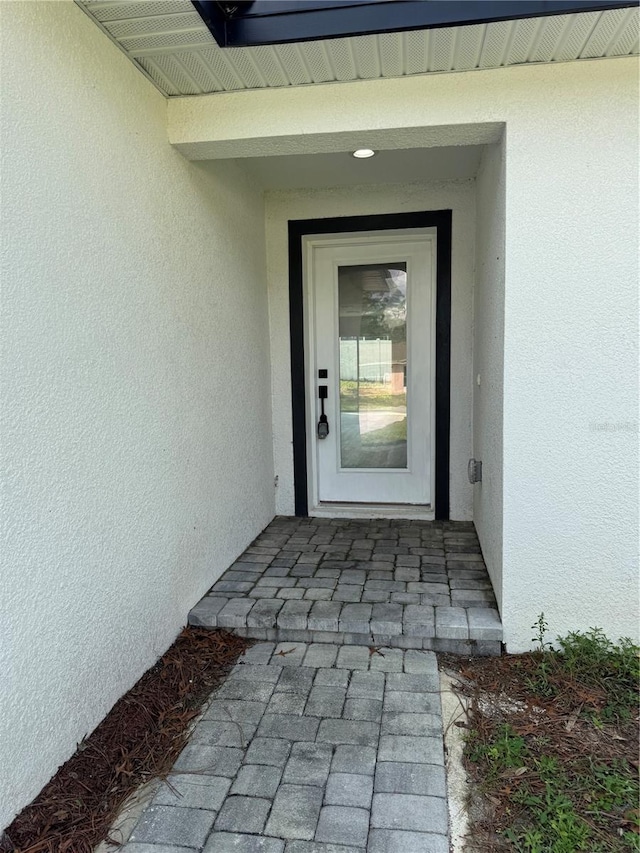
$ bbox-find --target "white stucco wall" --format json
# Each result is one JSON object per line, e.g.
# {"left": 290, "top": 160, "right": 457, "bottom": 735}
{"left": 0, "top": 1, "right": 274, "bottom": 830}
{"left": 265, "top": 181, "right": 476, "bottom": 521}
{"left": 178, "top": 56, "right": 640, "bottom": 650}
{"left": 501, "top": 63, "right": 639, "bottom": 651}
{"left": 473, "top": 140, "right": 506, "bottom": 610}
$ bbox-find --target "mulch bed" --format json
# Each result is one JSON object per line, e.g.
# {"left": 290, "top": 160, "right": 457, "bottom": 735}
{"left": 442, "top": 652, "right": 639, "bottom": 852}
{"left": 3, "top": 628, "right": 250, "bottom": 853}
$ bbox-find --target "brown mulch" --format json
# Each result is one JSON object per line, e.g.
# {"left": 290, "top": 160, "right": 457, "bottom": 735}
{"left": 3, "top": 628, "right": 250, "bottom": 853}
{"left": 440, "top": 652, "right": 640, "bottom": 852}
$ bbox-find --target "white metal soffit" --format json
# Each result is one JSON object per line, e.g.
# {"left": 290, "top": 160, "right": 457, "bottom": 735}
{"left": 77, "top": 1, "right": 639, "bottom": 97}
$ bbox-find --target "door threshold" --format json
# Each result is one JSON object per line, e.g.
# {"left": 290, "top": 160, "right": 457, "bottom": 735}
{"left": 310, "top": 502, "right": 435, "bottom": 520}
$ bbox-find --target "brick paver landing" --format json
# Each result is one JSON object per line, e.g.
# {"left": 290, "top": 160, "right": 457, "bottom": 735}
{"left": 189, "top": 517, "right": 502, "bottom": 655}
{"left": 124, "top": 641, "right": 450, "bottom": 853}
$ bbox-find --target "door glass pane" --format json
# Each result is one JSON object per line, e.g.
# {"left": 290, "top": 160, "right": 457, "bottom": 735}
{"left": 338, "top": 263, "right": 407, "bottom": 469}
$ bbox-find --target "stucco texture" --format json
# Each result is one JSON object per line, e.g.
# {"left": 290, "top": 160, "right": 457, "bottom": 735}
{"left": 265, "top": 181, "right": 476, "bottom": 522}
{"left": 0, "top": 1, "right": 274, "bottom": 829}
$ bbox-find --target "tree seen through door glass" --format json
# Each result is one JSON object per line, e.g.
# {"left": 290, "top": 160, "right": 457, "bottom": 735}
{"left": 338, "top": 263, "right": 408, "bottom": 469}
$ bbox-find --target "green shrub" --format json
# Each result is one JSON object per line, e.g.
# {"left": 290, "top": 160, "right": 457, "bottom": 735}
{"left": 555, "top": 628, "right": 639, "bottom": 721}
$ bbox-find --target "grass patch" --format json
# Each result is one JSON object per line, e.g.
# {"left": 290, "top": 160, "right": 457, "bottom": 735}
{"left": 340, "top": 380, "right": 406, "bottom": 412}
{"left": 455, "top": 620, "right": 639, "bottom": 852}
{"left": 361, "top": 417, "right": 407, "bottom": 446}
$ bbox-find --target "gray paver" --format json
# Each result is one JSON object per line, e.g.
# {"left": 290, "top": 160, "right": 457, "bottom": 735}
{"left": 231, "top": 664, "right": 282, "bottom": 683}
{"left": 325, "top": 773, "right": 373, "bottom": 808}
{"left": 370, "top": 604, "right": 403, "bottom": 635}
{"left": 258, "top": 713, "right": 320, "bottom": 741}
{"left": 371, "top": 794, "right": 448, "bottom": 834}
{"left": 250, "top": 588, "right": 279, "bottom": 599}
{"left": 369, "top": 648, "right": 404, "bottom": 672}
{"left": 283, "top": 741, "right": 333, "bottom": 786}
{"left": 298, "top": 577, "right": 337, "bottom": 589}
{"left": 467, "top": 607, "right": 503, "bottom": 640}
{"left": 386, "top": 673, "right": 439, "bottom": 694}
{"left": 378, "top": 736, "right": 444, "bottom": 766}
{"left": 363, "top": 590, "right": 392, "bottom": 604}
{"left": 389, "top": 592, "right": 419, "bottom": 604}
{"left": 242, "top": 553, "right": 276, "bottom": 563}
{"left": 315, "top": 668, "right": 350, "bottom": 688}
{"left": 333, "top": 585, "right": 363, "bottom": 602}
{"left": 215, "top": 796, "right": 271, "bottom": 834}
{"left": 245, "top": 737, "right": 292, "bottom": 767}
{"left": 347, "top": 671, "right": 385, "bottom": 700}
{"left": 303, "top": 643, "right": 339, "bottom": 668}
{"left": 232, "top": 764, "right": 283, "bottom": 797}
{"left": 217, "top": 598, "right": 255, "bottom": 627}
{"left": 278, "top": 629, "right": 313, "bottom": 643}
{"left": 129, "top": 805, "right": 215, "bottom": 848}
{"left": 451, "top": 589, "right": 494, "bottom": 605}
{"left": 213, "top": 580, "right": 255, "bottom": 594}
{"left": 317, "top": 719, "right": 378, "bottom": 747}
{"left": 278, "top": 600, "right": 313, "bottom": 629}
{"left": 368, "top": 829, "right": 449, "bottom": 853}
{"left": 306, "top": 686, "right": 346, "bottom": 718}
{"left": 403, "top": 650, "right": 438, "bottom": 675}
{"left": 308, "top": 601, "right": 342, "bottom": 632}
{"left": 339, "top": 569, "right": 366, "bottom": 585}
{"left": 190, "top": 720, "right": 250, "bottom": 748}
{"left": 374, "top": 762, "right": 447, "bottom": 798}
{"left": 342, "top": 696, "right": 383, "bottom": 722}
{"left": 268, "top": 692, "right": 307, "bottom": 715}
{"left": 248, "top": 598, "right": 285, "bottom": 628}
{"left": 278, "top": 588, "right": 307, "bottom": 600}
{"left": 256, "top": 577, "right": 294, "bottom": 588}
{"left": 172, "top": 744, "right": 243, "bottom": 777}
{"left": 153, "top": 774, "right": 231, "bottom": 811}
{"left": 204, "top": 699, "right": 267, "bottom": 723}
{"left": 124, "top": 845, "right": 199, "bottom": 853}
{"left": 266, "top": 785, "right": 324, "bottom": 840}
{"left": 305, "top": 588, "right": 334, "bottom": 601}
{"left": 240, "top": 643, "right": 277, "bottom": 664}
{"left": 273, "top": 643, "right": 308, "bottom": 665}
{"left": 189, "top": 518, "right": 499, "bottom": 658}
{"left": 336, "top": 646, "right": 370, "bottom": 670}
{"left": 331, "top": 745, "right": 377, "bottom": 775}
{"left": 217, "top": 679, "right": 276, "bottom": 703}
{"left": 381, "top": 712, "right": 441, "bottom": 737}
{"left": 384, "top": 690, "right": 441, "bottom": 714}
{"left": 284, "top": 843, "right": 363, "bottom": 853}
{"left": 141, "top": 518, "right": 507, "bottom": 853}
{"left": 315, "top": 806, "right": 369, "bottom": 847}
{"left": 205, "top": 833, "right": 285, "bottom": 852}
{"left": 402, "top": 605, "right": 435, "bottom": 638}
{"left": 188, "top": 596, "right": 228, "bottom": 626}
{"left": 276, "top": 667, "right": 315, "bottom": 695}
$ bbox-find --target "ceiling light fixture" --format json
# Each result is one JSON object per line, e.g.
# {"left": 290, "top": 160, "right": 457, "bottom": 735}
{"left": 352, "top": 148, "right": 375, "bottom": 159}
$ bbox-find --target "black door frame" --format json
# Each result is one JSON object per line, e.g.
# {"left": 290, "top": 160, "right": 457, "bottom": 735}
{"left": 288, "top": 210, "right": 452, "bottom": 519}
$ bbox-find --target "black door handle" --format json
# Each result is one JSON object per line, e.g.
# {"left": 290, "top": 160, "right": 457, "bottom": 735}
{"left": 318, "top": 384, "right": 329, "bottom": 439}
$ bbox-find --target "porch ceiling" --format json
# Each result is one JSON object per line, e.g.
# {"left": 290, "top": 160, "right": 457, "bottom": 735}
{"left": 232, "top": 144, "right": 484, "bottom": 190}
{"left": 76, "top": 1, "right": 639, "bottom": 97}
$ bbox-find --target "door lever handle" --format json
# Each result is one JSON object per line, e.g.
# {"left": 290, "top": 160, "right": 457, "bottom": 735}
{"left": 318, "top": 385, "right": 329, "bottom": 439}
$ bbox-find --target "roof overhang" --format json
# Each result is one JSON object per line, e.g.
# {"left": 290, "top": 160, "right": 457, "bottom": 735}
{"left": 76, "top": 0, "right": 640, "bottom": 97}
{"left": 193, "top": 0, "right": 638, "bottom": 48}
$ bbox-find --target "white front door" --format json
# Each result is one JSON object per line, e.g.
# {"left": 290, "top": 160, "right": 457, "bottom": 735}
{"left": 305, "top": 230, "right": 436, "bottom": 508}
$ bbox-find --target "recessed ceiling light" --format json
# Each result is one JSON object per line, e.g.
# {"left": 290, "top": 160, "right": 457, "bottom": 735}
{"left": 352, "top": 148, "right": 375, "bottom": 159}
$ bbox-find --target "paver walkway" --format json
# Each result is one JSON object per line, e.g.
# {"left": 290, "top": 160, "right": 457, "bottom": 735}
{"left": 189, "top": 517, "right": 502, "bottom": 655}
{"left": 123, "top": 640, "right": 450, "bottom": 853}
